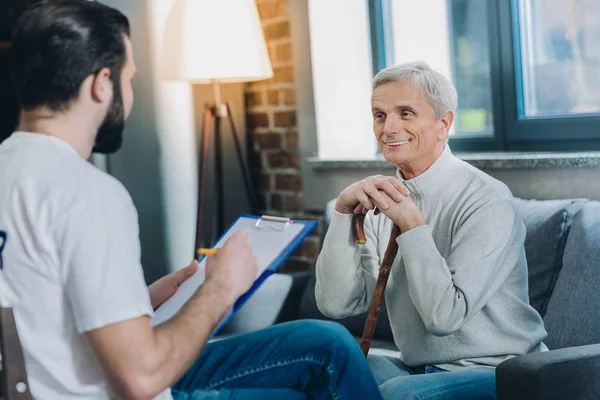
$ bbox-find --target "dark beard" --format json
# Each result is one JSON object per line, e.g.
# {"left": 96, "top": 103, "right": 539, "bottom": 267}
{"left": 92, "top": 79, "right": 125, "bottom": 154}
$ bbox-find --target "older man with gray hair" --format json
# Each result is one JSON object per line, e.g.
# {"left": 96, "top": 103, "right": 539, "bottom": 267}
{"left": 315, "top": 61, "right": 548, "bottom": 399}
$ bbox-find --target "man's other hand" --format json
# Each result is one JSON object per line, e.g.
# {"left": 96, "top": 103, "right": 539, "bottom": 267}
{"left": 148, "top": 261, "right": 199, "bottom": 309}
{"left": 376, "top": 191, "right": 426, "bottom": 233}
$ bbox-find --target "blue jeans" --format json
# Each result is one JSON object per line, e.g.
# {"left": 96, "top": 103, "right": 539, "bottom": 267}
{"left": 171, "top": 320, "right": 383, "bottom": 400}
{"left": 367, "top": 355, "right": 496, "bottom": 400}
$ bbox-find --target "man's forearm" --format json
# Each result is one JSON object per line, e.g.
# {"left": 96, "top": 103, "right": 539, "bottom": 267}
{"left": 152, "top": 282, "right": 233, "bottom": 385}
{"left": 397, "top": 216, "right": 520, "bottom": 337}
{"left": 87, "top": 281, "right": 234, "bottom": 400}
{"left": 315, "top": 211, "right": 378, "bottom": 318}
{"left": 104, "top": 282, "right": 233, "bottom": 399}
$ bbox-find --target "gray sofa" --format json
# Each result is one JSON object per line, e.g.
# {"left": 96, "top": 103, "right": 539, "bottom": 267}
{"left": 220, "top": 197, "right": 600, "bottom": 400}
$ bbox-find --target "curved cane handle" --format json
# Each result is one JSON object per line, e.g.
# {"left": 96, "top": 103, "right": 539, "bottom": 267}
{"left": 352, "top": 213, "right": 367, "bottom": 244}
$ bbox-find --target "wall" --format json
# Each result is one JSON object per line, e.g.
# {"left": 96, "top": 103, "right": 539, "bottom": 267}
{"left": 101, "top": 0, "right": 249, "bottom": 281}
{"left": 245, "top": 0, "right": 321, "bottom": 272}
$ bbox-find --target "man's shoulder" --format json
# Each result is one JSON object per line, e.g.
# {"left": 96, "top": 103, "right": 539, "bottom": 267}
{"left": 62, "top": 163, "right": 135, "bottom": 218}
{"left": 452, "top": 158, "right": 514, "bottom": 200}
{"left": 42, "top": 152, "right": 130, "bottom": 206}
{"left": 1, "top": 138, "right": 132, "bottom": 214}
{"left": 444, "top": 158, "right": 518, "bottom": 220}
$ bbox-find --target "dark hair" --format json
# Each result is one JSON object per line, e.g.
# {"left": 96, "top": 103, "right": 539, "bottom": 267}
{"left": 10, "top": 0, "right": 130, "bottom": 111}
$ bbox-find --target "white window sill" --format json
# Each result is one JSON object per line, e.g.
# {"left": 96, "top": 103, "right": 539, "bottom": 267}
{"left": 307, "top": 152, "right": 600, "bottom": 170}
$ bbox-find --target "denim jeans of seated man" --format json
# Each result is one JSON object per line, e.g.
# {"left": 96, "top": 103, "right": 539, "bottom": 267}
{"left": 171, "top": 320, "right": 383, "bottom": 400}
{"left": 368, "top": 355, "right": 497, "bottom": 400}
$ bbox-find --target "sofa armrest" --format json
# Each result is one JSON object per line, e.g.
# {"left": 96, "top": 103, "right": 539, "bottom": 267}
{"left": 496, "top": 344, "right": 600, "bottom": 400}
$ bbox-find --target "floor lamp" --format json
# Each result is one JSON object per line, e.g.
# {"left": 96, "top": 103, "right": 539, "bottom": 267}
{"left": 161, "top": 0, "right": 273, "bottom": 254}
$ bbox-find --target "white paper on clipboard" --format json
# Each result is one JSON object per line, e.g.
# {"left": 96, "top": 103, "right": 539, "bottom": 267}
{"left": 151, "top": 215, "right": 307, "bottom": 327}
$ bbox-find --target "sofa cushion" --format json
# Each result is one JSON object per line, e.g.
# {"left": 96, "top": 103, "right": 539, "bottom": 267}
{"left": 219, "top": 273, "right": 293, "bottom": 335}
{"left": 515, "top": 198, "right": 586, "bottom": 317}
{"left": 542, "top": 201, "right": 600, "bottom": 349}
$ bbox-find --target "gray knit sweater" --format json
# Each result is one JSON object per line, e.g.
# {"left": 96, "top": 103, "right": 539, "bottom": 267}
{"left": 315, "top": 146, "right": 548, "bottom": 371}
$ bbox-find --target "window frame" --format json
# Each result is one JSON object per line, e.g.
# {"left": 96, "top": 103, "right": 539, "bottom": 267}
{"left": 370, "top": 0, "right": 600, "bottom": 152}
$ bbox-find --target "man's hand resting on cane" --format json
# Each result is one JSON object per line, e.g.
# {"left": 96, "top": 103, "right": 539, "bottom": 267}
{"left": 335, "top": 175, "right": 410, "bottom": 215}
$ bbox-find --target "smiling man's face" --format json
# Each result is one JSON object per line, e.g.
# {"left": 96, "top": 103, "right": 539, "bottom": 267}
{"left": 371, "top": 80, "right": 450, "bottom": 179}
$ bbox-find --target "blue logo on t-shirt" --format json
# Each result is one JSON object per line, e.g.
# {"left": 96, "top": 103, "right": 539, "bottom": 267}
{"left": 0, "top": 231, "right": 6, "bottom": 270}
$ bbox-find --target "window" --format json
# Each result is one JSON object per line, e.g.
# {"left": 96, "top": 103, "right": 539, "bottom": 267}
{"left": 308, "top": 0, "right": 376, "bottom": 159}
{"left": 517, "top": 0, "right": 600, "bottom": 117}
{"left": 371, "top": 0, "right": 600, "bottom": 151}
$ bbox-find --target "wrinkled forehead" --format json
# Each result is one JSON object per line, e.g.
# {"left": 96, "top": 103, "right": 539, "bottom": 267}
{"left": 371, "top": 81, "right": 429, "bottom": 107}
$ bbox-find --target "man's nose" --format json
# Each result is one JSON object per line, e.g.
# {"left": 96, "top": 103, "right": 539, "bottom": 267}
{"left": 383, "top": 115, "right": 403, "bottom": 136}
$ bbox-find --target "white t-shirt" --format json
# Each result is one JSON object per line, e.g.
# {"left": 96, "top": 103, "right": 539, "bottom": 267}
{"left": 0, "top": 132, "right": 172, "bottom": 399}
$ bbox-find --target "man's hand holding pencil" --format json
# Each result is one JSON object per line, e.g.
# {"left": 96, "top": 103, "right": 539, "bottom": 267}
{"left": 203, "top": 229, "right": 258, "bottom": 306}
{"left": 197, "top": 248, "right": 217, "bottom": 256}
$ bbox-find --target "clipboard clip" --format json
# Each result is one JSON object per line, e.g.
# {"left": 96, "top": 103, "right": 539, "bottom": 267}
{"left": 255, "top": 215, "right": 292, "bottom": 231}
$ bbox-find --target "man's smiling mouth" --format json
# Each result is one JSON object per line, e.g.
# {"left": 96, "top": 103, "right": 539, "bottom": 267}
{"left": 385, "top": 139, "right": 412, "bottom": 147}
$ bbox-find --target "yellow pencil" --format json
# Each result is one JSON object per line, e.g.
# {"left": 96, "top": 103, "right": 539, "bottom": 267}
{"left": 196, "top": 248, "right": 217, "bottom": 256}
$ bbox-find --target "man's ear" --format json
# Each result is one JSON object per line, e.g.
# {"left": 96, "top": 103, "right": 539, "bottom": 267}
{"left": 90, "top": 67, "right": 113, "bottom": 104}
{"left": 438, "top": 110, "right": 454, "bottom": 141}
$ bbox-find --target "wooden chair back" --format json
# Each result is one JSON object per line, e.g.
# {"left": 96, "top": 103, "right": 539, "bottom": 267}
{"left": 0, "top": 307, "right": 31, "bottom": 400}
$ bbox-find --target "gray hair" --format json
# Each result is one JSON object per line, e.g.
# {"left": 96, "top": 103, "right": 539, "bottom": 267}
{"left": 372, "top": 61, "right": 458, "bottom": 119}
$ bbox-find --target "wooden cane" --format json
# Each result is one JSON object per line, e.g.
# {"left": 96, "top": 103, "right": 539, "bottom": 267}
{"left": 353, "top": 212, "right": 402, "bottom": 357}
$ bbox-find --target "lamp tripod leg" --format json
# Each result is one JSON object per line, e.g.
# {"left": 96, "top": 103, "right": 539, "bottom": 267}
{"left": 226, "top": 102, "right": 259, "bottom": 215}
{"left": 194, "top": 104, "right": 213, "bottom": 257}
{"left": 214, "top": 112, "right": 225, "bottom": 242}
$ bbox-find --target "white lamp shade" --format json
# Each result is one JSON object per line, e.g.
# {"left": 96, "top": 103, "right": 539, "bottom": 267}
{"left": 160, "top": 0, "right": 273, "bottom": 83}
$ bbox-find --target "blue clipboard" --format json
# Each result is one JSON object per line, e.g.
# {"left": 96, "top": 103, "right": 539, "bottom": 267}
{"left": 151, "top": 214, "right": 318, "bottom": 330}
{"left": 202, "top": 214, "right": 318, "bottom": 337}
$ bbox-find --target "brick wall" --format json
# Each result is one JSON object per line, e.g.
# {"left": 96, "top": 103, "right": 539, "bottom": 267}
{"left": 245, "top": 0, "right": 323, "bottom": 272}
